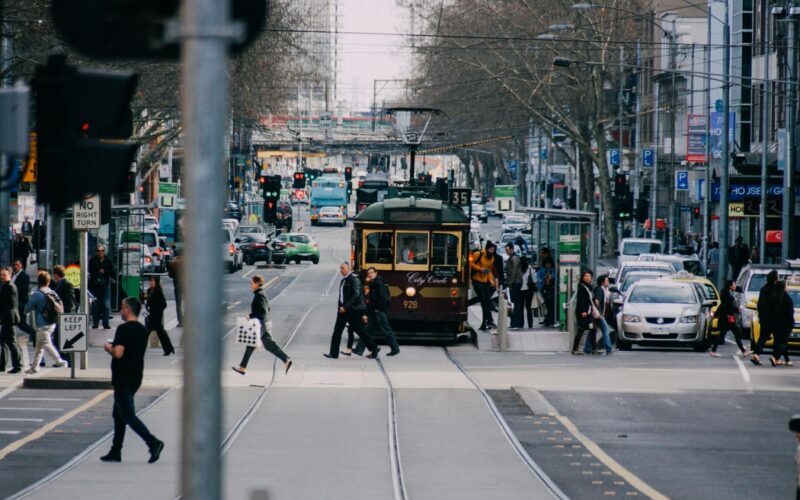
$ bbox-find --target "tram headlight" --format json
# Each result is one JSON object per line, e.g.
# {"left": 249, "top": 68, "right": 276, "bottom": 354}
{"left": 405, "top": 287, "right": 416, "bottom": 297}
{"left": 451, "top": 278, "right": 458, "bottom": 284}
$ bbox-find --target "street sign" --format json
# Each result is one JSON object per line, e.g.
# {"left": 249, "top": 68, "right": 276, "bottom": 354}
{"left": 449, "top": 188, "right": 471, "bottom": 207}
{"left": 675, "top": 171, "right": 689, "bottom": 191}
{"left": 72, "top": 194, "right": 101, "bottom": 230}
{"left": 715, "top": 99, "right": 724, "bottom": 112}
{"left": 539, "top": 148, "right": 548, "bottom": 161}
{"left": 642, "top": 148, "right": 654, "bottom": 167}
{"left": 159, "top": 195, "right": 175, "bottom": 208}
{"left": 766, "top": 230, "right": 783, "bottom": 243}
{"left": 610, "top": 149, "right": 620, "bottom": 166}
{"left": 59, "top": 313, "right": 88, "bottom": 353}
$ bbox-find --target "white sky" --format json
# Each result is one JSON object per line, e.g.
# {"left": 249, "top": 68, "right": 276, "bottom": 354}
{"left": 338, "top": 0, "right": 413, "bottom": 112}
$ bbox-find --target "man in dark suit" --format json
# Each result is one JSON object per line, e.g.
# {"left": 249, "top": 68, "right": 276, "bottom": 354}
{"left": 0, "top": 267, "right": 22, "bottom": 373}
{"left": 324, "top": 262, "right": 379, "bottom": 359}
{"left": 11, "top": 259, "right": 34, "bottom": 342}
{"left": 52, "top": 265, "right": 76, "bottom": 363}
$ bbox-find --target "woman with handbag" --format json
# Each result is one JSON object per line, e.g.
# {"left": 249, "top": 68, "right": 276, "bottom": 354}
{"left": 520, "top": 257, "right": 537, "bottom": 328}
{"left": 572, "top": 269, "right": 596, "bottom": 355}
{"left": 589, "top": 275, "right": 614, "bottom": 355}
{"left": 143, "top": 276, "right": 175, "bottom": 356}
{"left": 232, "top": 275, "right": 293, "bottom": 375}
{"left": 711, "top": 280, "right": 750, "bottom": 358}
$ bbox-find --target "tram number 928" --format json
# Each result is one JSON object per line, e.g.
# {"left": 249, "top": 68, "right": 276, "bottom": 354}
{"left": 403, "top": 300, "right": 418, "bottom": 311}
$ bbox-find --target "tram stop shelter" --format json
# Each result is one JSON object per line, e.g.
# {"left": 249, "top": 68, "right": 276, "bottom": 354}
{"left": 523, "top": 207, "right": 599, "bottom": 332}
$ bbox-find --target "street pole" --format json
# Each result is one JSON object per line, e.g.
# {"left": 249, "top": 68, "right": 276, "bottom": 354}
{"left": 180, "top": 0, "right": 230, "bottom": 497}
{"left": 633, "top": 41, "right": 642, "bottom": 238}
{"left": 651, "top": 82, "right": 660, "bottom": 239}
{"left": 618, "top": 45, "right": 624, "bottom": 243}
{"left": 718, "top": 0, "right": 731, "bottom": 289}
{"left": 669, "top": 20, "right": 677, "bottom": 254}
{"left": 760, "top": 12, "right": 771, "bottom": 264}
{"left": 782, "top": 14, "right": 797, "bottom": 261}
{"left": 1, "top": 19, "right": 12, "bottom": 268}
{"left": 78, "top": 230, "right": 88, "bottom": 370}
{"left": 703, "top": 17, "right": 711, "bottom": 269}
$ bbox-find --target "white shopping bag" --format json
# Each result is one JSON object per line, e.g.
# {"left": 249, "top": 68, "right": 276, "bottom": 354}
{"left": 235, "top": 317, "right": 262, "bottom": 347}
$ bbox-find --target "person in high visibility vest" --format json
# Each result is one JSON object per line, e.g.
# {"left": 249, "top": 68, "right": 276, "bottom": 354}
{"left": 400, "top": 237, "right": 418, "bottom": 264}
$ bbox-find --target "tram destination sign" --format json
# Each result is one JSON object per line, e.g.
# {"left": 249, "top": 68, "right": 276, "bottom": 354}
{"left": 387, "top": 210, "right": 438, "bottom": 223}
{"left": 432, "top": 266, "right": 457, "bottom": 278}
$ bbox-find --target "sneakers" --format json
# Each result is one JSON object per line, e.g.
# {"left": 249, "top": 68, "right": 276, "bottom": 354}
{"left": 148, "top": 439, "right": 164, "bottom": 464}
{"left": 24, "top": 368, "right": 38, "bottom": 375}
{"left": 54, "top": 361, "right": 67, "bottom": 368}
{"left": 100, "top": 450, "right": 121, "bottom": 462}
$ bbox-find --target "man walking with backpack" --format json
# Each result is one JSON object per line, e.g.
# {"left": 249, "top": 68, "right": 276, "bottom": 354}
{"left": 354, "top": 267, "right": 399, "bottom": 357}
{"left": 24, "top": 271, "right": 66, "bottom": 374}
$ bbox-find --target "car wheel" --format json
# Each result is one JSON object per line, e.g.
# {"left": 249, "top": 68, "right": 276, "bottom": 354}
{"left": 294, "top": 257, "right": 301, "bottom": 264}
{"left": 312, "top": 256, "right": 319, "bottom": 265}
{"left": 273, "top": 257, "right": 284, "bottom": 265}
{"left": 693, "top": 339, "right": 709, "bottom": 352}
{"left": 617, "top": 338, "right": 632, "bottom": 351}
{"left": 245, "top": 254, "right": 254, "bottom": 266}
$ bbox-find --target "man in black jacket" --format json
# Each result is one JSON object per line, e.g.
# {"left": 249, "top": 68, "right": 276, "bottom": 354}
{"left": 11, "top": 259, "right": 34, "bottom": 342}
{"left": 0, "top": 268, "right": 22, "bottom": 373}
{"left": 325, "top": 262, "right": 379, "bottom": 359}
{"left": 144, "top": 276, "right": 174, "bottom": 356}
{"left": 354, "top": 267, "right": 399, "bottom": 357}
{"left": 88, "top": 245, "right": 114, "bottom": 329}
{"left": 751, "top": 270, "right": 779, "bottom": 366}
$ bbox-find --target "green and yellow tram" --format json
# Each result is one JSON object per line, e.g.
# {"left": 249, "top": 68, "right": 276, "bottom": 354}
{"left": 352, "top": 196, "right": 472, "bottom": 343}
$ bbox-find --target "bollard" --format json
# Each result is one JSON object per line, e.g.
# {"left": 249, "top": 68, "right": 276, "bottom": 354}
{"left": 497, "top": 288, "right": 508, "bottom": 351}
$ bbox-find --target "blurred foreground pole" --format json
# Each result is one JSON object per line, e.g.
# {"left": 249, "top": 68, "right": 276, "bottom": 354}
{"left": 180, "top": 0, "right": 230, "bottom": 498}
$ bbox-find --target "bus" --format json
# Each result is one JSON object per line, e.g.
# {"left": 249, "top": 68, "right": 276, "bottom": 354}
{"left": 352, "top": 196, "right": 472, "bottom": 343}
{"left": 310, "top": 176, "right": 348, "bottom": 225}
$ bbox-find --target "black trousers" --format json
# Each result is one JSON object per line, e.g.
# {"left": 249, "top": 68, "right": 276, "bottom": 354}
{"left": 0, "top": 323, "right": 22, "bottom": 369}
{"left": 147, "top": 317, "right": 174, "bottom": 355}
{"left": 522, "top": 288, "right": 535, "bottom": 328}
{"left": 240, "top": 328, "right": 289, "bottom": 367}
{"left": 711, "top": 323, "right": 746, "bottom": 352}
{"left": 772, "top": 328, "right": 791, "bottom": 361}
{"left": 356, "top": 309, "right": 399, "bottom": 353}
{"left": 572, "top": 321, "right": 594, "bottom": 352}
{"left": 328, "top": 309, "right": 376, "bottom": 357}
{"left": 111, "top": 386, "right": 158, "bottom": 453}
{"left": 472, "top": 281, "right": 494, "bottom": 326}
{"left": 753, "top": 323, "right": 774, "bottom": 356}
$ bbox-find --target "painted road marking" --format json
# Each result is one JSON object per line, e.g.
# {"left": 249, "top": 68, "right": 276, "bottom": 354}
{"left": 8, "top": 398, "right": 81, "bottom": 402}
{"left": 0, "top": 431, "right": 20, "bottom": 435}
{"left": 556, "top": 415, "right": 668, "bottom": 500}
{"left": 733, "top": 355, "right": 753, "bottom": 394}
{"left": 0, "top": 391, "right": 111, "bottom": 461}
{"left": 0, "top": 382, "right": 23, "bottom": 401}
{"left": 0, "top": 408, "right": 64, "bottom": 412}
{"left": 242, "top": 267, "right": 256, "bottom": 279}
{"left": 0, "top": 418, "right": 43, "bottom": 423}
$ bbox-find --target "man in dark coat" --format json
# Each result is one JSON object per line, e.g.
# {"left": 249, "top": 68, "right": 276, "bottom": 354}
{"left": 167, "top": 254, "right": 182, "bottom": 327}
{"left": 11, "top": 259, "right": 34, "bottom": 342}
{"left": 51, "top": 265, "right": 76, "bottom": 363}
{"left": 751, "top": 270, "right": 779, "bottom": 366}
{"left": 354, "top": 267, "right": 399, "bottom": 356}
{"left": 325, "top": 261, "right": 379, "bottom": 359}
{"left": 12, "top": 234, "right": 31, "bottom": 268}
{"left": 144, "top": 276, "right": 174, "bottom": 356}
{"left": 0, "top": 268, "right": 22, "bottom": 373}
{"left": 88, "top": 245, "right": 114, "bottom": 329}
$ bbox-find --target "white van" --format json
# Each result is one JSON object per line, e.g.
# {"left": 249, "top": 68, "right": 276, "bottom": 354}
{"left": 617, "top": 238, "right": 663, "bottom": 268}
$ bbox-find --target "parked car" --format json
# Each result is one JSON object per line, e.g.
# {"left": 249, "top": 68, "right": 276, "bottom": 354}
{"left": 501, "top": 214, "right": 530, "bottom": 234}
{"left": 616, "top": 279, "right": 716, "bottom": 351}
{"left": 471, "top": 203, "right": 488, "bottom": 223}
{"left": 222, "top": 218, "right": 239, "bottom": 233}
{"left": 616, "top": 238, "right": 664, "bottom": 268}
{"left": 318, "top": 206, "right": 346, "bottom": 226}
{"left": 636, "top": 253, "right": 705, "bottom": 276}
{"left": 276, "top": 232, "right": 319, "bottom": 264}
{"left": 224, "top": 201, "right": 242, "bottom": 221}
{"left": 222, "top": 226, "right": 243, "bottom": 273}
{"left": 144, "top": 215, "right": 160, "bottom": 232}
{"left": 485, "top": 201, "right": 497, "bottom": 217}
{"left": 734, "top": 264, "right": 796, "bottom": 336}
{"left": 749, "top": 280, "right": 800, "bottom": 351}
{"left": 612, "top": 261, "right": 674, "bottom": 286}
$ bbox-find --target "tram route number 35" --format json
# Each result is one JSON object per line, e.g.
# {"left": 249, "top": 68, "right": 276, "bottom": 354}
{"left": 403, "top": 300, "right": 418, "bottom": 310}
{"left": 450, "top": 188, "right": 471, "bottom": 207}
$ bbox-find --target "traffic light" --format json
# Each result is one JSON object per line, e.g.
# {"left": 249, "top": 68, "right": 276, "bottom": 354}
{"left": 261, "top": 175, "right": 281, "bottom": 223}
{"left": 33, "top": 54, "right": 138, "bottom": 211}
{"left": 292, "top": 171, "right": 306, "bottom": 189}
{"left": 51, "top": 0, "right": 268, "bottom": 59}
{"left": 344, "top": 167, "right": 352, "bottom": 181}
{"left": 614, "top": 173, "right": 627, "bottom": 197}
{"left": 306, "top": 169, "right": 320, "bottom": 182}
{"left": 635, "top": 196, "right": 650, "bottom": 224}
{"left": 616, "top": 194, "right": 633, "bottom": 221}
{"left": 693, "top": 206, "right": 701, "bottom": 220}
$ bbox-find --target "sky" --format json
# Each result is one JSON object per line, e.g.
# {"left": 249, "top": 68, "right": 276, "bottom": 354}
{"left": 337, "top": 0, "right": 413, "bottom": 112}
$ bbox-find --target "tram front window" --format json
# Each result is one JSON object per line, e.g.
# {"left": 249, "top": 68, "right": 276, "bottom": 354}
{"left": 364, "top": 231, "right": 393, "bottom": 265}
{"left": 432, "top": 233, "right": 459, "bottom": 267}
{"left": 396, "top": 232, "right": 429, "bottom": 267}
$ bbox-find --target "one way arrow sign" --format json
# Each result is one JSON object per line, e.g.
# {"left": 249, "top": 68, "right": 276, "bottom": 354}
{"left": 59, "top": 314, "right": 88, "bottom": 352}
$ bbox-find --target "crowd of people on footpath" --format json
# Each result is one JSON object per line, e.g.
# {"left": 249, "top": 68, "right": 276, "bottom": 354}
{"left": 467, "top": 239, "right": 556, "bottom": 332}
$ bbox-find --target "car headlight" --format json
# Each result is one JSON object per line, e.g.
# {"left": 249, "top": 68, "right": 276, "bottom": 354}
{"left": 622, "top": 314, "right": 641, "bottom": 323}
{"left": 680, "top": 315, "right": 698, "bottom": 324}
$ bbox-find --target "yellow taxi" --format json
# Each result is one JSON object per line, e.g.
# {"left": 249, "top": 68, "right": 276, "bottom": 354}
{"left": 661, "top": 271, "right": 721, "bottom": 338}
{"left": 750, "top": 277, "right": 800, "bottom": 349}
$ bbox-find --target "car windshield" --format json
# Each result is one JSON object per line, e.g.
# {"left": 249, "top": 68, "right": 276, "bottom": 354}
{"left": 142, "top": 233, "right": 157, "bottom": 248}
{"left": 237, "top": 226, "right": 261, "bottom": 234}
{"left": 622, "top": 273, "right": 665, "bottom": 292}
{"left": 622, "top": 241, "right": 663, "bottom": 256}
{"left": 222, "top": 230, "right": 231, "bottom": 242}
{"left": 290, "top": 234, "right": 311, "bottom": 244}
{"left": 505, "top": 216, "right": 526, "bottom": 224}
{"left": 619, "top": 265, "right": 672, "bottom": 283}
{"left": 628, "top": 285, "right": 696, "bottom": 304}
{"left": 683, "top": 261, "right": 704, "bottom": 275}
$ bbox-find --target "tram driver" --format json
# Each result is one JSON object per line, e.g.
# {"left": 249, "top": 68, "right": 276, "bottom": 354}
{"left": 400, "top": 236, "right": 418, "bottom": 264}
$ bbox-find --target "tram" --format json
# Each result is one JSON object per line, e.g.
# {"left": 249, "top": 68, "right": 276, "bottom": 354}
{"left": 351, "top": 196, "right": 472, "bottom": 343}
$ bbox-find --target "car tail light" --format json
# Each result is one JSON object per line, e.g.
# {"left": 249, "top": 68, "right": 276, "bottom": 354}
{"left": 253, "top": 243, "right": 266, "bottom": 249}
{"left": 229, "top": 243, "right": 235, "bottom": 255}
{"left": 450, "top": 288, "right": 458, "bottom": 297}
